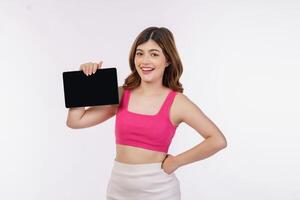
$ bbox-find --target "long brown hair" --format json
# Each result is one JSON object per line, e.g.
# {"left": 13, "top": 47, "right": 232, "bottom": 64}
{"left": 122, "top": 27, "right": 184, "bottom": 93}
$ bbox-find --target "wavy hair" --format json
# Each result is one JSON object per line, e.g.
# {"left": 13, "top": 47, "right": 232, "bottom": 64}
{"left": 122, "top": 27, "right": 184, "bottom": 93}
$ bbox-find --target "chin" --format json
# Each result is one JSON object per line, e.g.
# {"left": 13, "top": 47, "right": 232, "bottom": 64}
{"left": 141, "top": 78, "right": 153, "bottom": 83}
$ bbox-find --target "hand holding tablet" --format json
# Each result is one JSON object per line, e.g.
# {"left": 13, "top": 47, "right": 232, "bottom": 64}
{"left": 62, "top": 61, "right": 119, "bottom": 108}
{"left": 80, "top": 61, "right": 103, "bottom": 76}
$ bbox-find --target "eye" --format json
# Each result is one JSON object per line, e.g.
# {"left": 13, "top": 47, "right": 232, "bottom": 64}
{"left": 151, "top": 53, "right": 159, "bottom": 57}
{"left": 136, "top": 52, "right": 142, "bottom": 56}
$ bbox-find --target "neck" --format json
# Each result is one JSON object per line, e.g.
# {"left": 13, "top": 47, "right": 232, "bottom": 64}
{"left": 137, "top": 80, "right": 167, "bottom": 96}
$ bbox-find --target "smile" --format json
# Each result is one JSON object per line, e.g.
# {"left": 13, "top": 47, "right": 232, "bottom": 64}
{"left": 141, "top": 67, "right": 155, "bottom": 74}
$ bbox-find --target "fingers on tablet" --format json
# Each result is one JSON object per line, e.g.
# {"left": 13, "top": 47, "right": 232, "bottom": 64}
{"left": 80, "top": 61, "right": 103, "bottom": 76}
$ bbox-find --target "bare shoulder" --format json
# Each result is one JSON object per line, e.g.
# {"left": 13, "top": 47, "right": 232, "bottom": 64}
{"left": 170, "top": 92, "right": 191, "bottom": 126}
{"left": 170, "top": 92, "right": 201, "bottom": 126}
{"left": 118, "top": 86, "right": 125, "bottom": 103}
{"left": 173, "top": 92, "right": 194, "bottom": 111}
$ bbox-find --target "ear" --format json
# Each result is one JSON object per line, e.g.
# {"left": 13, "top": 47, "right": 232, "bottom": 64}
{"left": 165, "top": 61, "right": 170, "bottom": 67}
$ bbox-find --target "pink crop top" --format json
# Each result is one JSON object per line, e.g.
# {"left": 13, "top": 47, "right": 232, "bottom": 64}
{"left": 115, "top": 89, "right": 179, "bottom": 153}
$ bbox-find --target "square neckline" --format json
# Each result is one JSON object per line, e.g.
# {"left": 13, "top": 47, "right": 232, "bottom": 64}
{"left": 126, "top": 89, "right": 173, "bottom": 117}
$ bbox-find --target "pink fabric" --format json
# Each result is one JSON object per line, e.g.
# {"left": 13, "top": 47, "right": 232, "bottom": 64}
{"left": 115, "top": 89, "right": 179, "bottom": 153}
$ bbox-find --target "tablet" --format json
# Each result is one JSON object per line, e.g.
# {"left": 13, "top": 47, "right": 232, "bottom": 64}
{"left": 62, "top": 67, "right": 119, "bottom": 108}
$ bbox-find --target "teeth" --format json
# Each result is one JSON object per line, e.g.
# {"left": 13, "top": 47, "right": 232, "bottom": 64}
{"left": 141, "top": 67, "right": 154, "bottom": 71}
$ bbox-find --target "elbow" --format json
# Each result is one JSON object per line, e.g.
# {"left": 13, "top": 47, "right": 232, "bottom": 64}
{"left": 215, "top": 137, "right": 227, "bottom": 149}
{"left": 66, "top": 120, "right": 74, "bottom": 129}
{"left": 66, "top": 120, "right": 79, "bottom": 129}
{"left": 220, "top": 140, "right": 227, "bottom": 149}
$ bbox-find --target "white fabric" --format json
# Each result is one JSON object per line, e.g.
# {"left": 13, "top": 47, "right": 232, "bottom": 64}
{"left": 106, "top": 160, "right": 181, "bottom": 200}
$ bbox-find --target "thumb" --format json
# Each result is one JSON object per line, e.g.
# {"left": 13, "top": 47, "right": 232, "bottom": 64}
{"left": 99, "top": 61, "right": 103, "bottom": 68}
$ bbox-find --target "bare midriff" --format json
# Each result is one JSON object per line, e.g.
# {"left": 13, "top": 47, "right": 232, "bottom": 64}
{"left": 115, "top": 144, "right": 167, "bottom": 164}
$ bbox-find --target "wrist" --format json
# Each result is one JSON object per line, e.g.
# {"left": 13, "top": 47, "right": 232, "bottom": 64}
{"left": 174, "top": 155, "right": 183, "bottom": 168}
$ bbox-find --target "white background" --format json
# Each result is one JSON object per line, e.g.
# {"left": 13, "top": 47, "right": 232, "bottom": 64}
{"left": 1, "top": 0, "right": 299, "bottom": 199}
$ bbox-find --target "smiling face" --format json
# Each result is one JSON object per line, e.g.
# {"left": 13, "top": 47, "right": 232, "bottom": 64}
{"left": 134, "top": 39, "right": 169, "bottom": 83}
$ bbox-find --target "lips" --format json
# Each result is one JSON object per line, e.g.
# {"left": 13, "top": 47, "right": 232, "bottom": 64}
{"left": 140, "top": 66, "right": 155, "bottom": 74}
{"left": 141, "top": 67, "right": 154, "bottom": 71}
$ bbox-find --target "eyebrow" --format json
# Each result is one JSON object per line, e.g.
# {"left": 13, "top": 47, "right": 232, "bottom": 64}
{"left": 136, "top": 48, "right": 160, "bottom": 52}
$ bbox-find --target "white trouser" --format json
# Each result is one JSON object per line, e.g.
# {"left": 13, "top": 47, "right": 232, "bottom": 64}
{"left": 106, "top": 160, "right": 181, "bottom": 200}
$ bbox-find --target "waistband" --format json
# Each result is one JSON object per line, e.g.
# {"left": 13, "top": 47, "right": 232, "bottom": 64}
{"left": 112, "top": 160, "right": 163, "bottom": 173}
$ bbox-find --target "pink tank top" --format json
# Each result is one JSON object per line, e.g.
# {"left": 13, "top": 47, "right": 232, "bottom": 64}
{"left": 115, "top": 89, "right": 179, "bottom": 153}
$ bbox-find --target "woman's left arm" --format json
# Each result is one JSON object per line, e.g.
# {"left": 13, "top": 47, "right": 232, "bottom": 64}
{"left": 163, "top": 93, "right": 227, "bottom": 173}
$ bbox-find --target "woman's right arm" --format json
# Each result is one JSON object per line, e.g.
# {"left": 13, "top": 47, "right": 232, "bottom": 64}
{"left": 66, "top": 61, "right": 123, "bottom": 129}
{"left": 66, "top": 102, "right": 118, "bottom": 129}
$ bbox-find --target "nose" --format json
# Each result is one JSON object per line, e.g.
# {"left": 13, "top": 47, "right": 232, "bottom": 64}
{"left": 140, "top": 54, "right": 152, "bottom": 64}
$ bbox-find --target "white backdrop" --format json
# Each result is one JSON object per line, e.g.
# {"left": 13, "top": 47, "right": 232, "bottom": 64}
{"left": 1, "top": 0, "right": 299, "bottom": 199}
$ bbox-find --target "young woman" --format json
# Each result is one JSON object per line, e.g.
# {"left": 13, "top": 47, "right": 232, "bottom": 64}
{"left": 66, "top": 27, "right": 227, "bottom": 200}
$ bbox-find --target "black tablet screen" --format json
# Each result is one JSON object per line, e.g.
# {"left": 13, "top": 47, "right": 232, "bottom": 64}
{"left": 62, "top": 68, "right": 119, "bottom": 108}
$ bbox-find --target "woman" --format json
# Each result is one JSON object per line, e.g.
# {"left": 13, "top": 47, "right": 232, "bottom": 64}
{"left": 66, "top": 26, "right": 227, "bottom": 200}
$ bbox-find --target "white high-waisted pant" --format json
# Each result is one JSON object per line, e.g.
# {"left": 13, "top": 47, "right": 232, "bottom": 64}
{"left": 106, "top": 160, "right": 181, "bottom": 200}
